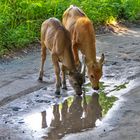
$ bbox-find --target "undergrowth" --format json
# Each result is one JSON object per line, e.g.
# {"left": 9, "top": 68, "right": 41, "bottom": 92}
{"left": 0, "top": 0, "right": 140, "bottom": 56}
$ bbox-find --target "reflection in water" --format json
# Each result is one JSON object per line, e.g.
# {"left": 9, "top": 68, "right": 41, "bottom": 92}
{"left": 83, "top": 93, "right": 102, "bottom": 129}
{"left": 24, "top": 93, "right": 116, "bottom": 140}
{"left": 41, "top": 111, "right": 47, "bottom": 128}
{"left": 24, "top": 106, "right": 53, "bottom": 130}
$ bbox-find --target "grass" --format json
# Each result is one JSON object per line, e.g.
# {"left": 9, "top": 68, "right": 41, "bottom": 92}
{"left": 0, "top": 0, "right": 140, "bottom": 56}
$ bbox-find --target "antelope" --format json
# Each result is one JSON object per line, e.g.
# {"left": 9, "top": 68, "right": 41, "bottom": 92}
{"left": 38, "top": 18, "right": 83, "bottom": 95}
{"left": 62, "top": 5, "right": 105, "bottom": 90}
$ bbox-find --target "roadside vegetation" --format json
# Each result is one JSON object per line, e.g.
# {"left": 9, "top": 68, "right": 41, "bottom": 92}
{"left": 0, "top": 0, "right": 140, "bottom": 56}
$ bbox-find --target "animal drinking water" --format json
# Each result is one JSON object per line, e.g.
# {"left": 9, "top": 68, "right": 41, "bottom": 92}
{"left": 38, "top": 18, "right": 83, "bottom": 95}
{"left": 62, "top": 5, "right": 105, "bottom": 90}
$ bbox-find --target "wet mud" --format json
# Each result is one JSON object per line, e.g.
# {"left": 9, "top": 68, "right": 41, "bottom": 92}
{"left": 0, "top": 26, "right": 140, "bottom": 140}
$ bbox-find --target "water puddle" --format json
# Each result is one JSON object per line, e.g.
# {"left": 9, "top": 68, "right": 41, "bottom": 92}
{"left": 0, "top": 80, "right": 129, "bottom": 139}
{"left": 23, "top": 82, "right": 118, "bottom": 139}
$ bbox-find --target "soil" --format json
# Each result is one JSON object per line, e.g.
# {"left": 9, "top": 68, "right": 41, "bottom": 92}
{"left": 0, "top": 25, "right": 140, "bottom": 140}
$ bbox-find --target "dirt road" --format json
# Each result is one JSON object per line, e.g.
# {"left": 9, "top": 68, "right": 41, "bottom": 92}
{"left": 0, "top": 26, "right": 140, "bottom": 140}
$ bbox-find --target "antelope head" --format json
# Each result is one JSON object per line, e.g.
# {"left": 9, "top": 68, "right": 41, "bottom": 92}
{"left": 87, "top": 53, "right": 105, "bottom": 90}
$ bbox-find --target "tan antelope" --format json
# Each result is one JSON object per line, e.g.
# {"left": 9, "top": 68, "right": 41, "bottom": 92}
{"left": 62, "top": 5, "right": 105, "bottom": 90}
{"left": 38, "top": 18, "right": 83, "bottom": 95}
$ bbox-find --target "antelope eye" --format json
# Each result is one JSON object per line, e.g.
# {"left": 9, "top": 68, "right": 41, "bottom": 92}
{"left": 74, "top": 82, "right": 78, "bottom": 86}
{"left": 90, "top": 75, "right": 94, "bottom": 79}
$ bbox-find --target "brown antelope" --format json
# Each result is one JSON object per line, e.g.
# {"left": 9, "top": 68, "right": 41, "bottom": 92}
{"left": 62, "top": 5, "right": 105, "bottom": 90}
{"left": 38, "top": 18, "right": 83, "bottom": 95}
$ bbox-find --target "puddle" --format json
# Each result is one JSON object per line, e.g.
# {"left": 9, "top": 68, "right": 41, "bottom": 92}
{"left": 23, "top": 85, "right": 117, "bottom": 140}
{"left": 0, "top": 77, "right": 128, "bottom": 140}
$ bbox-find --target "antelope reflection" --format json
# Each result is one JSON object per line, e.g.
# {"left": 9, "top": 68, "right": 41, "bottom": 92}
{"left": 40, "top": 93, "right": 102, "bottom": 140}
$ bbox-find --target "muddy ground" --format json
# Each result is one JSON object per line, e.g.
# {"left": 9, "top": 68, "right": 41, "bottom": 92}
{"left": 0, "top": 25, "right": 140, "bottom": 140}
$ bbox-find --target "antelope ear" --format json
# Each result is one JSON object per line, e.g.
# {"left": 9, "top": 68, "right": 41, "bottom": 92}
{"left": 99, "top": 53, "right": 105, "bottom": 65}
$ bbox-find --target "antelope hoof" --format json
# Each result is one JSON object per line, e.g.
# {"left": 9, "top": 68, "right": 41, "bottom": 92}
{"left": 62, "top": 85, "right": 67, "bottom": 90}
{"left": 82, "top": 77, "right": 86, "bottom": 83}
{"left": 38, "top": 77, "right": 43, "bottom": 82}
{"left": 55, "top": 90, "right": 60, "bottom": 95}
{"left": 76, "top": 93, "right": 82, "bottom": 96}
{"left": 76, "top": 91, "right": 82, "bottom": 96}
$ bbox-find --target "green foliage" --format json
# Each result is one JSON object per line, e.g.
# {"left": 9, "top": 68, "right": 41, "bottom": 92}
{"left": 99, "top": 92, "right": 117, "bottom": 116}
{"left": 122, "top": 0, "right": 140, "bottom": 21}
{"left": 0, "top": 0, "right": 140, "bottom": 56}
{"left": 83, "top": 81, "right": 129, "bottom": 116}
{"left": 109, "top": 82, "right": 129, "bottom": 92}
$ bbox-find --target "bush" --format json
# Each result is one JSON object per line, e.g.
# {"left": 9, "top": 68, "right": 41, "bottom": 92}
{"left": 0, "top": 0, "right": 140, "bottom": 56}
